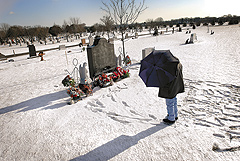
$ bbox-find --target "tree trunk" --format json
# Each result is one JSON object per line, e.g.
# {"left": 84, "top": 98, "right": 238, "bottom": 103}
{"left": 121, "top": 31, "right": 125, "bottom": 59}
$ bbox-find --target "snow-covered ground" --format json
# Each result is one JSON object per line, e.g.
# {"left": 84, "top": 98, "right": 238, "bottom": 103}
{"left": 0, "top": 25, "right": 240, "bottom": 161}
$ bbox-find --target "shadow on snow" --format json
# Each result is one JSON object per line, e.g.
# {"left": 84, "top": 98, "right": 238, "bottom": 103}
{"left": 70, "top": 123, "right": 168, "bottom": 161}
{"left": 0, "top": 90, "right": 69, "bottom": 114}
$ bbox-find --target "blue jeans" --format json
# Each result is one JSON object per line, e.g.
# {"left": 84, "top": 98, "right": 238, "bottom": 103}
{"left": 166, "top": 97, "right": 177, "bottom": 121}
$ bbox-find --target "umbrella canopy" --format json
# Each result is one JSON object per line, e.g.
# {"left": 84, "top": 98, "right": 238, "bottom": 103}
{"left": 139, "top": 50, "right": 179, "bottom": 88}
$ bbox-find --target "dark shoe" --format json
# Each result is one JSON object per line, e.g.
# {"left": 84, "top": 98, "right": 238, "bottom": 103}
{"left": 166, "top": 115, "right": 178, "bottom": 121}
{"left": 163, "top": 118, "right": 175, "bottom": 124}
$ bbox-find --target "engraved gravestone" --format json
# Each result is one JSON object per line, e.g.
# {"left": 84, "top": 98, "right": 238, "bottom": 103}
{"left": 189, "top": 33, "right": 197, "bottom": 43}
{"left": 28, "top": 44, "right": 36, "bottom": 57}
{"left": 87, "top": 38, "right": 116, "bottom": 79}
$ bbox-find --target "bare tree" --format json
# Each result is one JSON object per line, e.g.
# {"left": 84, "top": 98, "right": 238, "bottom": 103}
{"left": 101, "top": 0, "right": 147, "bottom": 59}
{"left": 100, "top": 15, "right": 114, "bottom": 38}
{"left": 62, "top": 20, "right": 70, "bottom": 42}
{"left": 69, "top": 17, "right": 80, "bottom": 25}
{"left": 68, "top": 17, "right": 85, "bottom": 39}
{"left": 0, "top": 23, "right": 10, "bottom": 42}
{"left": 146, "top": 18, "right": 155, "bottom": 33}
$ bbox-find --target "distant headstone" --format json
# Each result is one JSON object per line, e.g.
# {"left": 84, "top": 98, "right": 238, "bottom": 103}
{"left": 81, "top": 39, "right": 86, "bottom": 45}
{"left": 87, "top": 38, "right": 116, "bottom": 79}
{"left": 189, "top": 33, "right": 197, "bottom": 43}
{"left": 89, "top": 36, "right": 94, "bottom": 46}
{"left": 0, "top": 53, "right": 7, "bottom": 61}
{"left": 28, "top": 45, "right": 36, "bottom": 57}
{"left": 125, "top": 33, "right": 129, "bottom": 39}
{"left": 59, "top": 45, "right": 66, "bottom": 50}
{"left": 142, "top": 47, "right": 155, "bottom": 60}
{"left": 135, "top": 33, "right": 139, "bottom": 39}
{"left": 153, "top": 27, "right": 158, "bottom": 36}
{"left": 108, "top": 38, "right": 114, "bottom": 44}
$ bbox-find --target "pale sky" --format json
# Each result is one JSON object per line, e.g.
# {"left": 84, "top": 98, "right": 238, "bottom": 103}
{"left": 0, "top": 0, "right": 240, "bottom": 27}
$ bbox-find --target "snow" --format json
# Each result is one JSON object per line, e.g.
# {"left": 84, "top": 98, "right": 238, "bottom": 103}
{"left": 0, "top": 25, "right": 240, "bottom": 161}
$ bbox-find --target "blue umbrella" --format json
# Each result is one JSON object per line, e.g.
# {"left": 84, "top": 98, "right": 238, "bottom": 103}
{"left": 139, "top": 50, "right": 179, "bottom": 87}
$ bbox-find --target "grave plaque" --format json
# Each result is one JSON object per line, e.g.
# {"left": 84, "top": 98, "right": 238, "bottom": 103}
{"left": 142, "top": 47, "right": 155, "bottom": 60}
{"left": 87, "top": 38, "right": 116, "bottom": 79}
{"left": 28, "top": 45, "right": 36, "bottom": 57}
{"left": 59, "top": 45, "right": 66, "bottom": 50}
{"left": 189, "top": 33, "right": 197, "bottom": 43}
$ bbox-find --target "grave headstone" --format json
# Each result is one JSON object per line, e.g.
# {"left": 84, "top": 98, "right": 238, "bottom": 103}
{"left": 135, "top": 33, "right": 139, "bottom": 39}
{"left": 87, "top": 38, "right": 116, "bottom": 79}
{"left": 142, "top": 47, "right": 155, "bottom": 60}
{"left": 28, "top": 44, "right": 36, "bottom": 57}
{"left": 81, "top": 39, "right": 86, "bottom": 45}
{"left": 108, "top": 38, "right": 114, "bottom": 44}
{"left": 125, "top": 33, "right": 129, "bottom": 39}
{"left": 59, "top": 45, "right": 66, "bottom": 50}
{"left": 189, "top": 33, "right": 197, "bottom": 43}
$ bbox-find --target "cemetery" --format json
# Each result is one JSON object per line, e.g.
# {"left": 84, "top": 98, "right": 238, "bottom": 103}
{"left": 61, "top": 36, "right": 130, "bottom": 104}
{"left": 1, "top": 23, "right": 240, "bottom": 161}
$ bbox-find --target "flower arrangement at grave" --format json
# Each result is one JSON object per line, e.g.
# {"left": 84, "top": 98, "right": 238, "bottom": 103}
{"left": 94, "top": 73, "right": 114, "bottom": 88}
{"left": 111, "top": 67, "right": 130, "bottom": 81}
{"left": 123, "top": 55, "right": 131, "bottom": 66}
{"left": 94, "top": 67, "right": 130, "bottom": 87}
{"left": 62, "top": 75, "right": 75, "bottom": 87}
{"left": 79, "top": 82, "right": 93, "bottom": 96}
{"left": 38, "top": 52, "right": 45, "bottom": 61}
{"left": 62, "top": 75, "right": 85, "bottom": 103}
{"left": 116, "top": 67, "right": 129, "bottom": 78}
{"left": 67, "top": 86, "right": 84, "bottom": 100}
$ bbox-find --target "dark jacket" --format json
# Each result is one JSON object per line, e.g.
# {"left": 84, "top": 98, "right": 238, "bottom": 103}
{"left": 158, "top": 63, "right": 184, "bottom": 99}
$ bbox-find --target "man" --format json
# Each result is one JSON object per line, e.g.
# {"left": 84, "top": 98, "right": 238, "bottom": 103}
{"left": 158, "top": 62, "right": 184, "bottom": 124}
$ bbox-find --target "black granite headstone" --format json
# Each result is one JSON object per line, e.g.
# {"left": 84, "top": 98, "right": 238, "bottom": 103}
{"left": 28, "top": 45, "right": 36, "bottom": 57}
{"left": 87, "top": 38, "right": 116, "bottom": 79}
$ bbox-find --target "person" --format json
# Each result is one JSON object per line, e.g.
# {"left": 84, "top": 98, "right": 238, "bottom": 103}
{"left": 158, "top": 61, "right": 184, "bottom": 124}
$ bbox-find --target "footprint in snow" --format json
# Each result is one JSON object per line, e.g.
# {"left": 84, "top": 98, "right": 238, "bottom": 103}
{"left": 122, "top": 101, "right": 130, "bottom": 107}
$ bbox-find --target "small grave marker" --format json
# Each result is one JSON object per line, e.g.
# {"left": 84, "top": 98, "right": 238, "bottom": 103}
{"left": 189, "top": 33, "right": 197, "bottom": 43}
{"left": 59, "top": 45, "right": 66, "bottom": 50}
{"left": 142, "top": 47, "right": 155, "bottom": 60}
